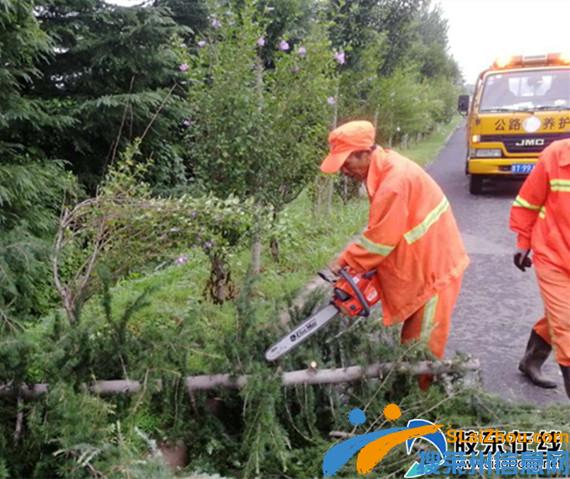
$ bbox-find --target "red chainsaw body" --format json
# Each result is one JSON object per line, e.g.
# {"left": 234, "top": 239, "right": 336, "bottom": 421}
{"left": 332, "top": 269, "right": 381, "bottom": 317}
{"left": 264, "top": 268, "right": 382, "bottom": 361}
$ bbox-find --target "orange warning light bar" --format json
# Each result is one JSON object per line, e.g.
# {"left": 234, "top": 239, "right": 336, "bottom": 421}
{"left": 491, "top": 53, "right": 570, "bottom": 70}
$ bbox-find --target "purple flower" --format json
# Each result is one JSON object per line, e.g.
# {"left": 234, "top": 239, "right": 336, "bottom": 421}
{"left": 279, "top": 40, "right": 290, "bottom": 51}
{"left": 211, "top": 18, "right": 221, "bottom": 29}
{"left": 298, "top": 46, "right": 307, "bottom": 58}
{"left": 179, "top": 63, "right": 189, "bottom": 72}
{"left": 182, "top": 118, "right": 192, "bottom": 127}
{"left": 291, "top": 66, "right": 300, "bottom": 74}
{"left": 204, "top": 240, "right": 214, "bottom": 250}
{"left": 257, "top": 36, "right": 266, "bottom": 47}
{"left": 327, "top": 96, "right": 336, "bottom": 106}
{"left": 175, "top": 255, "right": 188, "bottom": 265}
{"left": 334, "top": 51, "right": 346, "bottom": 65}
{"left": 191, "top": 211, "right": 197, "bottom": 218}
{"left": 198, "top": 40, "right": 207, "bottom": 48}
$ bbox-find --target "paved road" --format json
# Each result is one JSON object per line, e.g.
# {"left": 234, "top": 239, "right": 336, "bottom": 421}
{"left": 427, "top": 121, "right": 566, "bottom": 404}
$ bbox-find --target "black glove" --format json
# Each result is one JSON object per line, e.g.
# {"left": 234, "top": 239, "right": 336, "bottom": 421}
{"left": 514, "top": 249, "right": 532, "bottom": 272}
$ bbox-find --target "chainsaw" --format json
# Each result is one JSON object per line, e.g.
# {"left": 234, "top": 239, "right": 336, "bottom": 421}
{"left": 264, "top": 268, "right": 382, "bottom": 362}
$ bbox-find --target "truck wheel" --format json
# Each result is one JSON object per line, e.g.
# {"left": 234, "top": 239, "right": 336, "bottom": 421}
{"left": 469, "top": 175, "right": 483, "bottom": 195}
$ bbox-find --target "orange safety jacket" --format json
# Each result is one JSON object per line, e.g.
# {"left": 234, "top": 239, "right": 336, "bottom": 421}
{"left": 340, "top": 147, "right": 469, "bottom": 325}
{"left": 510, "top": 139, "right": 570, "bottom": 275}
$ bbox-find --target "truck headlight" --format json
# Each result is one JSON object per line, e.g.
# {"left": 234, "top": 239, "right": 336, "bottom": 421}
{"left": 472, "top": 148, "right": 502, "bottom": 158}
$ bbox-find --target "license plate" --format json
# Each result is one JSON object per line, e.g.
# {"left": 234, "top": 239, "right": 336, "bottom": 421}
{"left": 511, "top": 164, "right": 534, "bottom": 174}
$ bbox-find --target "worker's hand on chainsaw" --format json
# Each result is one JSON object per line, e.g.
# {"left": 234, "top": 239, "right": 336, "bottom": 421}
{"left": 328, "top": 258, "right": 347, "bottom": 276}
{"left": 514, "top": 248, "right": 532, "bottom": 272}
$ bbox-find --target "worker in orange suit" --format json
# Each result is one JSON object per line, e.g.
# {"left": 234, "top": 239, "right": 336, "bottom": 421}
{"left": 321, "top": 121, "right": 470, "bottom": 389}
{"left": 510, "top": 139, "right": 570, "bottom": 398}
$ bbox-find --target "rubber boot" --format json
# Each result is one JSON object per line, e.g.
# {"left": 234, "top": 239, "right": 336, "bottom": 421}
{"left": 560, "top": 365, "right": 570, "bottom": 399}
{"left": 518, "top": 330, "right": 557, "bottom": 389}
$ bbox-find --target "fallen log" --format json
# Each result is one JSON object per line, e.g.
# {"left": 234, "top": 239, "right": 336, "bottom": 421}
{"left": 0, "top": 359, "right": 480, "bottom": 399}
{"left": 0, "top": 380, "right": 147, "bottom": 401}
{"left": 184, "top": 359, "right": 480, "bottom": 391}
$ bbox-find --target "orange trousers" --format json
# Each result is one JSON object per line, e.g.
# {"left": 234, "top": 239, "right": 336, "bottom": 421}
{"left": 400, "top": 275, "right": 463, "bottom": 389}
{"left": 531, "top": 265, "right": 570, "bottom": 366}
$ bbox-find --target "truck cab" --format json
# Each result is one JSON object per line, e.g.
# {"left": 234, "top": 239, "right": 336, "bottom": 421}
{"left": 458, "top": 53, "right": 570, "bottom": 194}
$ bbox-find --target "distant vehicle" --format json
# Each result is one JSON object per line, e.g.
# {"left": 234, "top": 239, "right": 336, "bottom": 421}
{"left": 458, "top": 53, "right": 570, "bottom": 194}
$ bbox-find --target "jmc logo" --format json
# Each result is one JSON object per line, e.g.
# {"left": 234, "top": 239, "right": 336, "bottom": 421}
{"left": 515, "top": 138, "right": 545, "bottom": 147}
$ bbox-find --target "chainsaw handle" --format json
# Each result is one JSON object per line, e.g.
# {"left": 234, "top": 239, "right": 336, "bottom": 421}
{"left": 339, "top": 268, "right": 371, "bottom": 317}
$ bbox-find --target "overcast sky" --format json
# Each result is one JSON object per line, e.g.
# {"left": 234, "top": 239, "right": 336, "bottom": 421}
{"left": 106, "top": 0, "right": 570, "bottom": 83}
{"left": 437, "top": 0, "right": 570, "bottom": 82}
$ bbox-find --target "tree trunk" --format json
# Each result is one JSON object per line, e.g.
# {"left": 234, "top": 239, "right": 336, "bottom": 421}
{"left": 270, "top": 237, "right": 279, "bottom": 262}
{"left": 249, "top": 58, "right": 264, "bottom": 275}
{"left": 324, "top": 82, "right": 339, "bottom": 215}
{"left": 205, "top": 253, "right": 234, "bottom": 304}
{"left": 269, "top": 210, "right": 280, "bottom": 262}
{"left": 324, "top": 177, "right": 334, "bottom": 215}
{"left": 312, "top": 176, "right": 335, "bottom": 219}
{"left": 250, "top": 223, "right": 262, "bottom": 275}
{"left": 312, "top": 176, "right": 324, "bottom": 217}
{"left": 0, "top": 359, "right": 480, "bottom": 399}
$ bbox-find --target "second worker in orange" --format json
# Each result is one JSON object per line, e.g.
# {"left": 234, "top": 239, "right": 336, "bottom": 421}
{"left": 510, "top": 139, "right": 570, "bottom": 397}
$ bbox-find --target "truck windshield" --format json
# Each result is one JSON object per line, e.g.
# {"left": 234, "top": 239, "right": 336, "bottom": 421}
{"left": 479, "top": 69, "right": 570, "bottom": 112}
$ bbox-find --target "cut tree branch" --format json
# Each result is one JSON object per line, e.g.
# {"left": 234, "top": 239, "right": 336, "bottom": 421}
{"left": 0, "top": 359, "right": 480, "bottom": 400}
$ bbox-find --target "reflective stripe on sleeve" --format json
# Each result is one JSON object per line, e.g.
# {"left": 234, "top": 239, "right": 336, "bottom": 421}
{"left": 539, "top": 206, "right": 546, "bottom": 219}
{"left": 404, "top": 197, "right": 450, "bottom": 244}
{"left": 512, "top": 195, "right": 542, "bottom": 211}
{"left": 550, "top": 179, "right": 570, "bottom": 192}
{"left": 358, "top": 235, "right": 395, "bottom": 256}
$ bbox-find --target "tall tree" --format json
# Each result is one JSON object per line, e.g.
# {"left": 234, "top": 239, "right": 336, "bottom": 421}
{"left": 0, "top": 0, "right": 74, "bottom": 326}
{"left": 31, "top": 0, "right": 190, "bottom": 191}
{"left": 407, "top": 2, "right": 461, "bottom": 82}
{"left": 327, "top": 0, "right": 425, "bottom": 73}
{"left": 375, "top": 0, "right": 425, "bottom": 75}
{"left": 185, "top": 1, "right": 334, "bottom": 208}
{"left": 183, "top": 0, "right": 335, "bottom": 270}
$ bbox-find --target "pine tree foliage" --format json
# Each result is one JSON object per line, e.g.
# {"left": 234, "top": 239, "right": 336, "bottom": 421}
{"left": 31, "top": 0, "right": 190, "bottom": 190}
{"left": 0, "top": 0, "right": 75, "bottom": 326}
{"left": 152, "top": 0, "right": 209, "bottom": 41}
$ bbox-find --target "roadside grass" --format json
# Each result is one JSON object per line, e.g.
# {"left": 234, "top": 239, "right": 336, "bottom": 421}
{"left": 29, "top": 117, "right": 466, "bottom": 378}
{"left": 398, "top": 115, "right": 463, "bottom": 166}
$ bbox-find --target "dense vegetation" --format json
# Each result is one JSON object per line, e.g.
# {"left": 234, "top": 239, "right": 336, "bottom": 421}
{"left": 5, "top": 1, "right": 560, "bottom": 478}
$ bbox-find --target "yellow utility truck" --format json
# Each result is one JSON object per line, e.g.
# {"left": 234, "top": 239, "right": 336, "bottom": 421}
{"left": 458, "top": 53, "right": 570, "bottom": 194}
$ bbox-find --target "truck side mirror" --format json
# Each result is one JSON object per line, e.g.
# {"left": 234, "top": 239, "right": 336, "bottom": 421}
{"left": 457, "top": 94, "right": 470, "bottom": 115}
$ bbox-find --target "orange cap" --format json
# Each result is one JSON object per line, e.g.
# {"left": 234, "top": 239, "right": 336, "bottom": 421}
{"left": 320, "top": 121, "right": 376, "bottom": 173}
